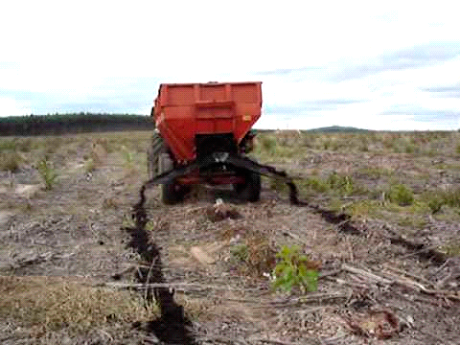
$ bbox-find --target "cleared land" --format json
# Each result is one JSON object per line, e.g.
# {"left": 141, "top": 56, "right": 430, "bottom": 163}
{"left": 1, "top": 130, "right": 460, "bottom": 344}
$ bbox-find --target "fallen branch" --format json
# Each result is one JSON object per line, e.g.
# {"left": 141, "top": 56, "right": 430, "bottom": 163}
{"left": 100, "top": 281, "right": 242, "bottom": 291}
{"left": 382, "top": 263, "right": 435, "bottom": 288}
{"left": 342, "top": 264, "right": 460, "bottom": 302}
{"left": 341, "top": 264, "right": 392, "bottom": 285}
{"left": 380, "top": 269, "right": 460, "bottom": 302}
{"left": 319, "top": 269, "right": 342, "bottom": 280}
{"left": 282, "top": 230, "right": 309, "bottom": 246}
{"left": 270, "top": 292, "right": 350, "bottom": 307}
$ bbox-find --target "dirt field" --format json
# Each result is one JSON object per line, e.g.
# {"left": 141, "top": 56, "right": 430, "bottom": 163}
{"left": 1, "top": 130, "right": 460, "bottom": 345}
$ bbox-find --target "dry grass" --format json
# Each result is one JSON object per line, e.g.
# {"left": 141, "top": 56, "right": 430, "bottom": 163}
{"left": 0, "top": 151, "right": 23, "bottom": 172}
{"left": 3, "top": 130, "right": 460, "bottom": 343}
{"left": 229, "top": 230, "right": 277, "bottom": 277}
{"left": 255, "top": 130, "right": 460, "bottom": 158}
{"left": 0, "top": 276, "right": 157, "bottom": 334}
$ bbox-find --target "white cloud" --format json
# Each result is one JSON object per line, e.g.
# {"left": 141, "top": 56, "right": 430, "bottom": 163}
{"left": 0, "top": 1, "right": 459, "bottom": 129}
{"left": 0, "top": 98, "right": 31, "bottom": 117}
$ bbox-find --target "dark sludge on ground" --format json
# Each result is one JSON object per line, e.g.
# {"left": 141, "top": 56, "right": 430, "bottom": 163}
{"left": 123, "top": 184, "right": 197, "bottom": 345}
{"left": 123, "top": 167, "right": 447, "bottom": 344}
{"left": 287, "top": 178, "right": 447, "bottom": 264}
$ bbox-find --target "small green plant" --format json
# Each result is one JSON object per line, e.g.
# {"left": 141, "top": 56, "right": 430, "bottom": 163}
{"left": 85, "top": 158, "right": 96, "bottom": 173}
{"left": 272, "top": 245, "right": 319, "bottom": 294}
{"left": 328, "top": 172, "right": 353, "bottom": 196}
{"left": 37, "top": 157, "right": 58, "bottom": 190}
{"left": 122, "top": 145, "right": 134, "bottom": 164}
{"left": 387, "top": 184, "right": 414, "bottom": 206}
{"left": 427, "top": 196, "right": 444, "bottom": 214}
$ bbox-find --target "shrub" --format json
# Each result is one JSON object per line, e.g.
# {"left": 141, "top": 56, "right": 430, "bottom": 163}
{"left": 272, "top": 245, "right": 319, "bottom": 294}
{"left": 387, "top": 184, "right": 414, "bottom": 206}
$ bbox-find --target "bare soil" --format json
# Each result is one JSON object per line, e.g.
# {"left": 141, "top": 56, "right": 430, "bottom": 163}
{"left": 1, "top": 131, "right": 459, "bottom": 345}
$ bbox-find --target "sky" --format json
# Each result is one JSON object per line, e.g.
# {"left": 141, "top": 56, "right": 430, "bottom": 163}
{"left": 0, "top": 0, "right": 459, "bottom": 131}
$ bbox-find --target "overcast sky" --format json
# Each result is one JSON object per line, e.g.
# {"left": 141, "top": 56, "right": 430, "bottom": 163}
{"left": 1, "top": 1, "right": 459, "bottom": 130}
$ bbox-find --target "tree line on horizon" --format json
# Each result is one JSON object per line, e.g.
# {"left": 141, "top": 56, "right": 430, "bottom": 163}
{"left": 0, "top": 113, "right": 154, "bottom": 136}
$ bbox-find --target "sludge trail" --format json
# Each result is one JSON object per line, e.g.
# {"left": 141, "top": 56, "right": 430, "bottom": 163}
{"left": 123, "top": 184, "right": 196, "bottom": 345}
{"left": 123, "top": 171, "right": 446, "bottom": 344}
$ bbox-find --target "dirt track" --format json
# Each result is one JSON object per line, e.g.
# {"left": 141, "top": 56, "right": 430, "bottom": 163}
{"left": 1, "top": 132, "right": 460, "bottom": 344}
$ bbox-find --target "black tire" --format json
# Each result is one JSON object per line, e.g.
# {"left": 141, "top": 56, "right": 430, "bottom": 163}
{"left": 159, "top": 153, "right": 184, "bottom": 205}
{"left": 234, "top": 170, "right": 261, "bottom": 202}
{"left": 147, "top": 131, "right": 165, "bottom": 179}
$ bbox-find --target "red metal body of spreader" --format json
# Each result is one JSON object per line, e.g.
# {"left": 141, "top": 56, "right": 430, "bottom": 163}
{"left": 153, "top": 82, "right": 262, "bottom": 163}
{"left": 147, "top": 81, "right": 263, "bottom": 204}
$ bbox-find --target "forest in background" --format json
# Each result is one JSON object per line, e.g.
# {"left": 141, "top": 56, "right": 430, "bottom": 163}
{"left": 0, "top": 113, "right": 154, "bottom": 136}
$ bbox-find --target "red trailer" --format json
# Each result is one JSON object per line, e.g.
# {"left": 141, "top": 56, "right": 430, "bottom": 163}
{"left": 153, "top": 82, "right": 262, "bottom": 162}
{"left": 147, "top": 81, "right": 266, "bottom": 204}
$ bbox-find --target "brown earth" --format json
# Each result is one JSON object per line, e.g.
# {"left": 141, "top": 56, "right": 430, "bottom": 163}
{"left": 0, "top": 131, "right": 459, "bottom": 345}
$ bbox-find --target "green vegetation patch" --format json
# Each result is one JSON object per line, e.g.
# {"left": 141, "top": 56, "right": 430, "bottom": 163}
{"left": 386, "top": 184, "right": 414, "bottom": 206}
{"left": 297, "top": 172, "right": 367, "bottom": 198}
{"left": 272, "top": 245, "right": 319, "bottom": 294}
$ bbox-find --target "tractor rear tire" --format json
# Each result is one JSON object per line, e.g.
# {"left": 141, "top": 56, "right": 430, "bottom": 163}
{"left": 147, "top": 131, "right": 165, "bottom": 180}
{"left": 234, "top": 170, "right": 261, "bottom": 202}
{"left": 159, "top": 153, "right": 184, "bottom": 205}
